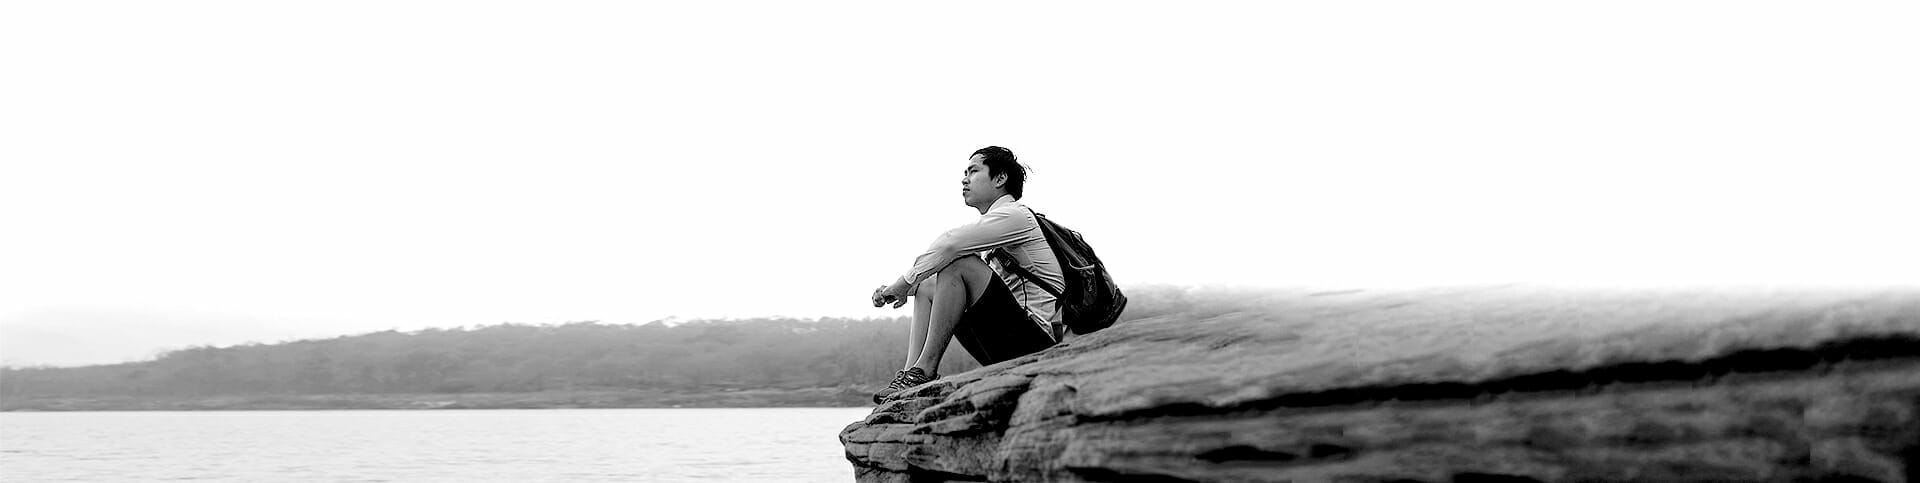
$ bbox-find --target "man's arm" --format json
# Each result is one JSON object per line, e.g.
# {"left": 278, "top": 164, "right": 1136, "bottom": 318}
{"left": 900, "top": 208, "right": 1040, "bottom": 293}
{"left": 873, "top": 276, "right": 913, "bottom": 308}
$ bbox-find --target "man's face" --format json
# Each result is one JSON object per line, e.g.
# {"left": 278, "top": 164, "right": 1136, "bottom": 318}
{"left": 961, "top": 154, "right": 1000, "bottom": 206}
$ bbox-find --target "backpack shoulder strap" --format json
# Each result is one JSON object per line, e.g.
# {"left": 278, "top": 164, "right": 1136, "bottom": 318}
{"left": 991, "top": 249, "right": 1063, "bottom": 298}
{"left": 990, "top": 207, "right": 1065, "bottom": 298}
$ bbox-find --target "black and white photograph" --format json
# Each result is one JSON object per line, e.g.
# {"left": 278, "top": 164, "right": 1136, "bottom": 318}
{"left": 3, "top": 1, "right": 1917, "bottom": 481}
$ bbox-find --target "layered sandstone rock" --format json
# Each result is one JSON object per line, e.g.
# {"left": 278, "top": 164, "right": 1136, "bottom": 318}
{"left": 840, "top": 285, "right": 1920, "bottom": 482}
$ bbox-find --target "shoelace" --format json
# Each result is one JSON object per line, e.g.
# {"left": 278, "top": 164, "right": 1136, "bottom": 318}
{"left": 886, "top": 369, "right": 931, "bottom": 391}
{"left": 886, "top": 371, "right": 917, "bottom": 390}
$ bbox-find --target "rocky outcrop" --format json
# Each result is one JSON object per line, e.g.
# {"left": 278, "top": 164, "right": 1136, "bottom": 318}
{"left": 840, "top": 285, "right": 1920, "bottom": 482}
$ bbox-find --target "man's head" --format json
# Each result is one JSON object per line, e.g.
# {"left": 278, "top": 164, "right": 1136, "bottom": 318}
{"left": 961, "top": 146, "right": 1026, "bottom": 209}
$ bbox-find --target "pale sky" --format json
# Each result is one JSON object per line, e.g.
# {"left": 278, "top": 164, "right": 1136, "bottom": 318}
{"left": 3, "top": 1, "right": 1916, "bottom": 367}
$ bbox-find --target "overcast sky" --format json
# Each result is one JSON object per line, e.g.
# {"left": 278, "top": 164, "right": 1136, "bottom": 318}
{"left": 3, "top": 1, "right": 1915, "bottom": 367}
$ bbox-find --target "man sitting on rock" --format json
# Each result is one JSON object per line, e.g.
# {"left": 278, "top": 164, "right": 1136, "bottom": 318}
{"left": 868, "top": 146, "right": 1066, "bottom": 403}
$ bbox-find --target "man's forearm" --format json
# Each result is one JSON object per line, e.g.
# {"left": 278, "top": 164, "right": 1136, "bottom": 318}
{"left": 888, "top": 276, "right": 914, "bottom": 298}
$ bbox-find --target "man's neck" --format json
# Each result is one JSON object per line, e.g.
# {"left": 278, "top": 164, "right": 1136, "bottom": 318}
{"left": 973, "top": 194, "right": 1011, "bottom": 214}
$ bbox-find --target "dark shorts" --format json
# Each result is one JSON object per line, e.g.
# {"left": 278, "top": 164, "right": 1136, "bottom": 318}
{"left": 953, "top": 276, "right": 1057, "bottom": 366}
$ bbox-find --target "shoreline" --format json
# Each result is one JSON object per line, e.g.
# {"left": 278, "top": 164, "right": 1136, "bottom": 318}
{"left": 0, "top": 386, "right": 874, "bottom": 411}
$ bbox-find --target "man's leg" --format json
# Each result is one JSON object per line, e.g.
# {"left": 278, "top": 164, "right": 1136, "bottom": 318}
{"left": 911, "top": 256, "right": 993, "bottom": 374}
{"left": 902, "top": 277, "right": 933, "bottom": 371}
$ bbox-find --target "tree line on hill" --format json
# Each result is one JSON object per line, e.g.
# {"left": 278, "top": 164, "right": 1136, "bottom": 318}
{"left": 1, "top": 285, "right": 1217, "bottom": 401}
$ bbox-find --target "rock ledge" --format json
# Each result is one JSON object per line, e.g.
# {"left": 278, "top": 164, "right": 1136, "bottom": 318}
{"left": 840, "top": 285, "right": 1920, "bottom": 482}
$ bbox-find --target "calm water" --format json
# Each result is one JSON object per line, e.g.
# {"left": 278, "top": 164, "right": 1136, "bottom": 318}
{"left": 0, "top": 408, "right": 872, "bottom": 482}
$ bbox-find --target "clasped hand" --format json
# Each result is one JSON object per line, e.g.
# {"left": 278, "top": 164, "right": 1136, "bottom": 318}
{"left": 871, "top": 283, "right": 909, "bottom": 309}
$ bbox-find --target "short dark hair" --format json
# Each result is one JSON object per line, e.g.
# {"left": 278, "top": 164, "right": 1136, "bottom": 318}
{"left": 971, "top": 146, "right": 1026, "bottom": 199}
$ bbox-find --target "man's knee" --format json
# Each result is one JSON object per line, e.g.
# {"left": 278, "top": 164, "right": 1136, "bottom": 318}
{"left": 937, "top": 256, "right": 991, "bottom": 284}
{"left": 934, "top": 256, "right": 993, "bottom": 306}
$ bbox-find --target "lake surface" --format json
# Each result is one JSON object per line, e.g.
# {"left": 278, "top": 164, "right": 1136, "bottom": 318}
{"left": 0, "top": 408, "right": 873, "bottom": 482}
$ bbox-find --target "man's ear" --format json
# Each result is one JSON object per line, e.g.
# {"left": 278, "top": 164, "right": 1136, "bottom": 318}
{"left": 992, "top": 173, "right": 1008, "bottom": 190}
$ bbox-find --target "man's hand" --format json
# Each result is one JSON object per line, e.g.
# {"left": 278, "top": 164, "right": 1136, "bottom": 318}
{"left": 871, "top": 279, "right": 910, "bottom": 309}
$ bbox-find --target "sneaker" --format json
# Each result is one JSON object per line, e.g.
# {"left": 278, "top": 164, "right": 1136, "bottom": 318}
{"left": 872, "top": 367, "right": 937, "bottom": 403}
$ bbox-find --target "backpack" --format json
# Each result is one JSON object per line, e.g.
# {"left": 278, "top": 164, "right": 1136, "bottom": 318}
{"left": 997, "top": 209, "right": 1128, "bottom": 336}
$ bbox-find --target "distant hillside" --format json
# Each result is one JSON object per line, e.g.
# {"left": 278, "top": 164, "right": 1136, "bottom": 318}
{"left": 0, "top": 285, "right": 1205, "bottom": 410}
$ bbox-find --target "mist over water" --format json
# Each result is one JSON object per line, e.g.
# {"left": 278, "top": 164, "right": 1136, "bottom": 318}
{"left": 0, "top": 408, "right": 870, "bottom": 482}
